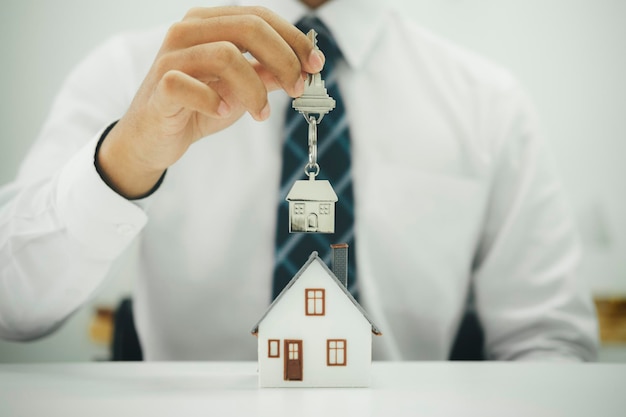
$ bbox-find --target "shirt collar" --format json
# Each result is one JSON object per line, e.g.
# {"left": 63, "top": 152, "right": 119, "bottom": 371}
{"left": 232, "top": 0, "right": 389, "bottom": 70}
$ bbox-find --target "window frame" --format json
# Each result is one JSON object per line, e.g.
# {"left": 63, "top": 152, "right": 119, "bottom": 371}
{"left": 268, "top": 339, "right": 280, "bottom": 358}
{"left": 305, "top": 288, "right": 325, "bottom": 316}
{"left": 293, "top": 202, "right": 305, "bottom": 215}
{"left": 327, "top": 339, "right": 347, "bottom": 366}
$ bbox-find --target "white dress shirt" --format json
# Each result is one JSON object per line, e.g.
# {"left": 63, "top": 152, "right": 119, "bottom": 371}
{"left": 0, "top": 0, "right": 598, "bottom": 360}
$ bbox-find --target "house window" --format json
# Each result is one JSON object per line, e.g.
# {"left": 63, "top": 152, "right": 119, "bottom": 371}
{"left": 319, "top": 203, "right": 330, "bottom": 215}
{"left": 293, "top": 203, "right": 305, "bottom": 215}
{"left": 268, "top": 340, "right": 280, "bottom": 358}
{"left": 327, "top": 339, "right": 347, "bottom": 366}
{"left": 288, "top": 342, "right": 300, "bottom": 360}
{"left": 305, "top": 289, "right": 325, "bottom": 316}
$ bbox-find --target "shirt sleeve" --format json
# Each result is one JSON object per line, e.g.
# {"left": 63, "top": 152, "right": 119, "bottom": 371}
{"left": 0, "top": 34, "right": 151, "bottom": 341}
{"left": 472, "top": 83, "right": 599, "bottom": 361}
{"left": 0, "top": 131, "right": 149, "bottom": 341}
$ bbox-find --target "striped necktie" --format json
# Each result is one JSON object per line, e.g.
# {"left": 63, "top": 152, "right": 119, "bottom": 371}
{"left": 273, "top": 16, "right": 357, "bottom": 300}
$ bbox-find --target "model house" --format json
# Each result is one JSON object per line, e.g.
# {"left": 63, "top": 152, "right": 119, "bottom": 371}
{"left": 286, "top": 179, "right": 338, "bottom": 233}
{"left": 251, "top": 244, "right": 382, "bottom": 387}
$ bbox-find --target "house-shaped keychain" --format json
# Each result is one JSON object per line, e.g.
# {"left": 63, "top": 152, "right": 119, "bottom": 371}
{"left": 251, "top": 244, "right": 382, "bottom": 387}
{"left": 286, "top": 178, "right": 338, "bottom": 233}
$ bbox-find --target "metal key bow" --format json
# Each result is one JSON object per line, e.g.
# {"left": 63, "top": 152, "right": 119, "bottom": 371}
{"left": 292, "top": 29, "right": 336, "bottom": 179}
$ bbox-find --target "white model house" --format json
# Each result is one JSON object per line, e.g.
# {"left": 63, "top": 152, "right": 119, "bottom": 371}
{"left": 286, "top": 179, "right": 338, "bottom": 233}
{"left": 251, "top": 244, "right": 382, "bottom": 387}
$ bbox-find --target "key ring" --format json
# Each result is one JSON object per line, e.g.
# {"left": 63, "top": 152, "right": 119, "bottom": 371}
{"left": 304, "top": 115, "right": 320, "bottom": 179}
{"left": 304, "top": 162, "right": 320, "bottom": 179}
{"left": 301, "top": 112, "right": 325, "bottom": 124}
{"left": 308, "top": 115, "right": 317, "bottom": 167}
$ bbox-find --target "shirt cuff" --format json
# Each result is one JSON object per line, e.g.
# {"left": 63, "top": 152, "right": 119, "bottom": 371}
{"left": 55, "top": 127, "right": 149, "bottom": 260}
{"left": 94, "top": 120, "right": 167, "bottom": 202}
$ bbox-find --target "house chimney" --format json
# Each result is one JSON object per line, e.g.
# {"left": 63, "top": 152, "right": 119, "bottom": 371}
{"left": 331, "top": 243, "right": 349, "bottom": 288}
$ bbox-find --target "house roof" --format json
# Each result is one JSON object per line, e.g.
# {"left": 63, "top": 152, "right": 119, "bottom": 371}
{"left": 285, "top": 179, "right": 338, "bottom": 202}
{"left": 251, "top": 251, "right": 382, "bottom": 336}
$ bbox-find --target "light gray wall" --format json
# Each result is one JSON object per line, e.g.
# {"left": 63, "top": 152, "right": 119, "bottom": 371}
{"left": 1, "top": 0, "right": 624, "bottom": 362}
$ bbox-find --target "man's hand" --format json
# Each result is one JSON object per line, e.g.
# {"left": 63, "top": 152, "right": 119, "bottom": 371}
{"left": 97, "top": 6, "right": 324, "bottom": 198}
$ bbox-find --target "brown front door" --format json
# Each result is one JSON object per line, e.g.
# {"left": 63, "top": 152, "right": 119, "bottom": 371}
{"left": 284, "top": 340, "right": 303, "bottom": 381}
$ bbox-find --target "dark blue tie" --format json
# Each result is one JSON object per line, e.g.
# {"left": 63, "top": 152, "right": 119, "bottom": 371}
{"left": 273, "top": 16, "right": 357, "bottom": 300}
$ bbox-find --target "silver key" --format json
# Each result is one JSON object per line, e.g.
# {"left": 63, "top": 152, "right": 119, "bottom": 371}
{"left": 292, "top": 30, "right": 336, "bottom": 122}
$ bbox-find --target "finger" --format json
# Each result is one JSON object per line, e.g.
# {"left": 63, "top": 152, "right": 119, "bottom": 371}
{"left": 152, "top": 69, "right": 229, "bottom": 119}
{"left": 249, "top": 58, "right": 301, "bottom": 95}
{"left": 156, "top": 42, "right": 269, "bottom": 120}
{"left": 163, "top": 17, "right": 312, "bottom": 97}
{"left": 169, "top": 7, "right": 324, "bottom": 74}
{"left": 188, "top": 7, "right": 323, "bottom": 71}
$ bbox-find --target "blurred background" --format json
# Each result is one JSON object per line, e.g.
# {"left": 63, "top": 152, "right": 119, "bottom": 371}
{"left": 1, "top": 0, "right": 624, "bottom": 362}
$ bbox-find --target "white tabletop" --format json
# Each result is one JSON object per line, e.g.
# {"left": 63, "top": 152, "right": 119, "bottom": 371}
{"left": 1, "top": 361, "right": 624, "bottom": 417}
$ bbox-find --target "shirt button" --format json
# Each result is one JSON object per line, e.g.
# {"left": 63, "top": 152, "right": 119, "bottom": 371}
{"left": 116, "top": 223, "right": 136, "bottom": 236}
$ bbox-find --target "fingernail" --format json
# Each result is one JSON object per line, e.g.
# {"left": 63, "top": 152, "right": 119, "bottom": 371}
{"left": 217, "top": 100, "right": 230, "bottom": 117}
{"left": 259, "top": 103, "right": 271, "bottom": 120}
{"left": 308, "top": 49, "right": 325, "bottom": 71}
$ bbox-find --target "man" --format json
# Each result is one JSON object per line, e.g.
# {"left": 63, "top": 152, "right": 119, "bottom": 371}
{"left": 0, "top": 0, "right": 598, "bottom": 360}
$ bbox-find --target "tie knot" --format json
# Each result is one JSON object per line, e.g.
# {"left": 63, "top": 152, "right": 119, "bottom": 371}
{"left": 296, "top": 16, "right": 342, "bottom": 76}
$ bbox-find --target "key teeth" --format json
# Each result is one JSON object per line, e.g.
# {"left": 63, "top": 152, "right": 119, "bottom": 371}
{"left": 307, "top": 29, "right": 319, "bottom": 49}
